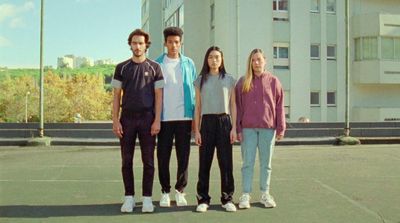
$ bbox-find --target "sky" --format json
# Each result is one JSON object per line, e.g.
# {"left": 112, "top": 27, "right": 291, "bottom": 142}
{"left": 0, "top": 0, "right": 141, "bottom": 68}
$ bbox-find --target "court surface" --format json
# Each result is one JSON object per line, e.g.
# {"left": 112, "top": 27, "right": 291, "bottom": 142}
{"left": 0, "top": 144, "right": 399, "bottom": 223}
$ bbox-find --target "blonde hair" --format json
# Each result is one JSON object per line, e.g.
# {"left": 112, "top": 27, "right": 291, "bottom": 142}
{"left": 242, "top": 48, "right": 264, "bottom": 93}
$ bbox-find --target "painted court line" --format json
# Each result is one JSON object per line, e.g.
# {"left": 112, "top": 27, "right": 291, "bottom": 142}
{"left": 313, "top": 178, "right": 394, "bottom": 223}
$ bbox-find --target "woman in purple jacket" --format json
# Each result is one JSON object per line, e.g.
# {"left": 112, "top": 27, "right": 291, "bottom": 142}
{"left": 235, "top": 48, "right": 286, "bottom": 209}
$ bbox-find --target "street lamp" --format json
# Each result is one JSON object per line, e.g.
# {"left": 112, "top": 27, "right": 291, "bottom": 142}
{"left": 25, "top": 91, "right": 30, "bottom": 123}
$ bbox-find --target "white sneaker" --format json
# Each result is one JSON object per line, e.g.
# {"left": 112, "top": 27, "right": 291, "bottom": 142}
{"left": 159, "top": 193, "right": 170, "bottom": 207}
{"left": 142, "top": 196, "right": 155, "bottom": 213}
{"left": 222, "top": 202, "right": 237, "bottom": 212}
{"left": 121, "top": 196, "right": 135, "bottom": 213}
{"left": 175, "top": 190, "right": 188, "bottom": 206}
{"left": 238, "top": 193, "right": 251, "bottom": 209}
{"left": 260, "top": 193, "right": 276, "bottom": 208}
{"left": 196, "top": 203, "right": 209, "bottom": 212}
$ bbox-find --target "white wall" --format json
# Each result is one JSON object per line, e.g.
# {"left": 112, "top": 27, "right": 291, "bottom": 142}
{"left": 290, "top": 0, "right": 311, "bottom": 122}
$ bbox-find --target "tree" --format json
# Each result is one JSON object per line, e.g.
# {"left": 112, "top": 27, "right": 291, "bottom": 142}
{"left": 0, "top": 72, "right": 112, "bottom": 122}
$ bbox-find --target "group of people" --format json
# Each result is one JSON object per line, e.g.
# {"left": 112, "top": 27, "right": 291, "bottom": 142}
{"left": 111, "top": 27, "right": 286, "bottom": 213}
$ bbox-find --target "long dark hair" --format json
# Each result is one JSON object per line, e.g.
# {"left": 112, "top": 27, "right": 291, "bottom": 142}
{"left": 199, "top": 46, "right": 226, "bottom": 90}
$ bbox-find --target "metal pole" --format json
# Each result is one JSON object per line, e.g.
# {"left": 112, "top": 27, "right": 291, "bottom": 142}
{"left": 344, "top": 0, "right": 350, "bottom": 136}
{"left": 39, "top": 0, "right": 44, "bottom": 137}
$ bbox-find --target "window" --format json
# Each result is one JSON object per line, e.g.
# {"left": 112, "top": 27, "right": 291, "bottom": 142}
{"left": 326, "top": 0, "right": 336, "bottom": 13}
{"left": 179, "top": 5, "right": 184, "bottom": 28}
{"left": 142, "top": 20, "right": 149, "bottom": 33}
{"left": 273, "top": 44, "right": 289, "bottom": 69}
{"left": 327, "top": 45, "right": 336, "bottom": 60}
{"left": 395, "top": 38, "right": 400, "bottom": 60}
{"left": 142, "top": 0, "right": 149, "bottom": 17}
{"left": 210, "top": 4, "right": 215, "bottom": 29}
{"left": 164, "top": 6, "right": 183, "bottom": 28}
{"left": 310, "top": 44, "right": 320, "bottom": 59}
{"left": 273, "top": 0, "right": 288, "bottom": 11}
{"left": 382, "top": 37, "right": 400, "bottom": 60}
{"left": 284, "top": 91, "right": 290, "bottom": 119}
{"left": 363, "top": 37, "right": 378, "bottom": 60}
{"left": 284, "top": 106, "right": 290, "bottom": 119}
{"left": 355, "top": 38, "right": 362, "bottom": 61}
{"left": 165, "top": 14, "right": 176, "bottom": 27}
{"left": 273, "top": 0, "right": 289, "bottom": 21}
{"left": 164, "top": 0, "right": 172, "bottom": 9}
{"left": 327, "top": 92, "right": 336, "bottom": 106}
{"left": 382, "top": 37, "right": 394, "bottom": 59}
{"left": 354, "top": 37, "right": 378, "bottom": 60}
{"left": 311, "top": 0, "right": 319, "bottom": 13}
{"left": 274, "top": 46, "right": 289, "bottom": 59}
{"left": 310, "top": 92, "right": 320, "bottom": 106}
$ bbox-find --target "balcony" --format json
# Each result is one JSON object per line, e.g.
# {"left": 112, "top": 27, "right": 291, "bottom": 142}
{"left": 352, "top": 13, "right": 400, "bottom": 38}
{"left": 353, "top": 60, "right": 400, "bottom": 84}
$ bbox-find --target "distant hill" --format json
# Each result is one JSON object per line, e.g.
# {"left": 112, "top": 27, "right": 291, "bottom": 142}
{"left": 0, "top": 64, "right": 115, "bottom": 79}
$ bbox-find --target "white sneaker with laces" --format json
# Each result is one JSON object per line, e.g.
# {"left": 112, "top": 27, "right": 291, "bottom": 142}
{"left": 159, "top": 193, "right": 170, "bottom": 207}
{"left": 175, "top": 190, "right": 188, "bottom": 206}
{"left": 196, "top": 203, "right": 209, "bottom": 212}
{"left": 238, "top": 193, "right": 251, "bottom": 209}
{"left": 121, "top": 196, "right": 135, "bottom": 213}
{"left": 222, "top": 202, "right": 237, "bottom": 212}
{"left": 260, "top": 193, "right": 276, "bottom": 208}
{"left": 142, "top": 196, "right": 155, "bottom": 213}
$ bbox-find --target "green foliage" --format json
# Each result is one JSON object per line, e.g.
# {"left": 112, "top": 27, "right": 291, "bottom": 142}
{"left": 0, "top": 71, "right": 112, "bottom": 123}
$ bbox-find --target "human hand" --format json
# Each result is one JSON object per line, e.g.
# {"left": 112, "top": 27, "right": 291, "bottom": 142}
{"left": 113, "top": 121, "right": 124, "bottom": 138}
{"left": 195, "top": 131, "right": 202, "bottom": 146}
{"left": 237, "top": 133, "right": 242, "bottom": 142}
{"left": 151, "top": 120, "right": 161, "bottom": 136}
{"left": 276, "top": 134, "right": 284, "bottom": 141}
{"left": 230, "top": 129, "right": 237, "bottom": 144}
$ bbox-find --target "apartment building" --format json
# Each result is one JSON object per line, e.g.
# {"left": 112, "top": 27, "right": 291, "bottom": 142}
{"left": 57, "top": 55, "right": 94, "bottom": 69}
{"left": 141, "top": 0, "right": 400, "bottom": 122}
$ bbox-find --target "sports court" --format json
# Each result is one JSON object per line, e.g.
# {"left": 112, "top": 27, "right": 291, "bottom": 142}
{"left": 0, "top": 144, "right": 399, "bottom": 223}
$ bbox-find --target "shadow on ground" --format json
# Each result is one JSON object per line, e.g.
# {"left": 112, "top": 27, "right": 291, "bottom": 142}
{"left": 0, "top": 202, "right": 242, "bottom": 218}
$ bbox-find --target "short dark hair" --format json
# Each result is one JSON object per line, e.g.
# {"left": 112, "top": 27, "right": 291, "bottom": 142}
{"left": 128, "top": 29, "right": 151, "bottom": 49}
{"left": 163, "top": 27, "right": 183, "bottom": 42}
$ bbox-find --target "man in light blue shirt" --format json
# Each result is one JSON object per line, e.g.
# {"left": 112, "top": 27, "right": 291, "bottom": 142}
{"left": 155, "top": 27, "right": 197, "bottom": 207}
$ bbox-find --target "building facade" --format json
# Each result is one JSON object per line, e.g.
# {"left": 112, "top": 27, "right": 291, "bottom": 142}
{"left": 141, "top": 0, "right": 400, "bottom": 122}
{"left": 57, "top": 55, "right": 95, "bottom": 69}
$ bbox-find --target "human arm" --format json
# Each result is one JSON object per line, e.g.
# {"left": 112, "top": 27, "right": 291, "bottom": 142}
{"left": 112, "top": 88, "right": 123, "bottom": 138}
{"left": 229, "top": 87, "right": 237, "bottom": 144}
{"left": 235, "top": 80, "right": 243, "bottom": 142}
{"left": 151, "top": 88, "right": 163, "bottom": 136}
{"left": 275, "top": 80, "right": 286, "bottom": 140}
{"left": 194, "top": 87, "right": 202, "bottom": 146}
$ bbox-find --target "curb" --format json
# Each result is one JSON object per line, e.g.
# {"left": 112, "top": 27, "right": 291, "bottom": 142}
{"left": 2, "top": 137, "right": 400, "bottom": 147}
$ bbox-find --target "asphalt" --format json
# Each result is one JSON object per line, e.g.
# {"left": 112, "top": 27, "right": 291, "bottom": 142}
{"left": 1, "top": 136, "right": 400, "bottom": 147}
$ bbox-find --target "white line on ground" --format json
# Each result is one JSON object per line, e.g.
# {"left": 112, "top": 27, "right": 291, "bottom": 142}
{"left": 313, "top": 178, "right": 394, "bottom": 223}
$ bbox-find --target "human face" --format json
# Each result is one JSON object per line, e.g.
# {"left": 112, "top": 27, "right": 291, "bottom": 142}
{"left": 130, "top": 35, "right": 146, "bottom": 58}
{"left": 251, "top": 52, "right": 266, "bottom": 75}
{"left": 165, "top": 36, "right": 181, "bottom": 58}
{"left": 207, "top": 50, "right": 222, "bottom": 72}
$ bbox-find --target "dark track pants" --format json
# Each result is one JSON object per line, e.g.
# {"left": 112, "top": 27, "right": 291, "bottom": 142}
{"left": 119, "top": 111, "right": 155, "bottom": 197}
{"left": 196, "top": 114, "right": 234, "bottom": 205}
{"left": 157, "top": 120, "right": 192, "bottom": 193}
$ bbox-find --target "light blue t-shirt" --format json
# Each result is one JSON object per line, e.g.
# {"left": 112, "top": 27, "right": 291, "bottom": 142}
{"left": 194, "top": 74, "right": 236, "bottom": 115}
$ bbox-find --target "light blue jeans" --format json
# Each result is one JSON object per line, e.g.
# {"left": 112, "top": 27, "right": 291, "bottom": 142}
{"left": 241, "top": 128, "right": 276, "bottom": 194}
